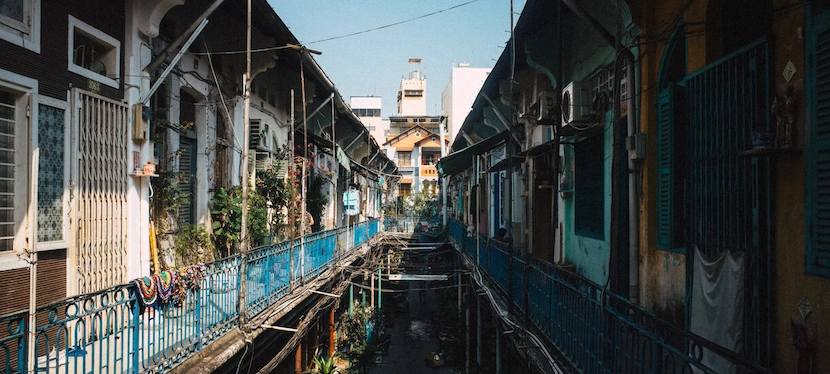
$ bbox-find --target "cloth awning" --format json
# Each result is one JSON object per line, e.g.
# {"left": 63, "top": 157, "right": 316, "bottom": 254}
{"left": 437, "top": 130, "right": 509, "bottom": 177}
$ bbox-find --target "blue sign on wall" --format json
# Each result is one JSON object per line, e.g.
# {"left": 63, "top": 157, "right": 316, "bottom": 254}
{"left": 344, "top": 189, "right": 360, "bottom": 216}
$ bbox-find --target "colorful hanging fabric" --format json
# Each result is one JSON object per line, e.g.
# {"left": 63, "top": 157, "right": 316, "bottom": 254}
{"left": 154, "top": 270, "right": 177, "bottom": 303}
{"left": 132, "top": 276, "right": 157, "bottom": 310}
{"left": 174, "top": 264, "right": 207, "bottom": 306}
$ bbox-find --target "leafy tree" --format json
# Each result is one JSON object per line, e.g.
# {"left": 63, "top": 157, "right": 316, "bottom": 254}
{"left": 306, "top": 169, "right": 329, "bottom": 232}
{"left": 210, "top": 187, "right": 241, "bottom": 258}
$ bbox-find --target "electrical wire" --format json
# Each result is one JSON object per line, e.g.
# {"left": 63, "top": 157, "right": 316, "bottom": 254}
{"left": 293, "top": 0, "right": 481, "bottom": 45}
{"left": 204, "top": 43, "right": 244, "bottom": 152}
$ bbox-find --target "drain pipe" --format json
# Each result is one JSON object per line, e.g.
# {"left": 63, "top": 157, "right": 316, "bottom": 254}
{"left": 561, "top": 0, "right": 639, "bottom": 302}
{"left": 624, "top": 52, "right": 638, "bottom": 303}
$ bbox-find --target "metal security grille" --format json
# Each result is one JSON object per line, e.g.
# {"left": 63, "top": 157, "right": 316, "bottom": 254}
{"left": 74, "top": 89, "right": 129, "bottom": 294}
{"left": 683, "top": 39, "right": 771, "bottom": 364}
{"left": 0, "top": 91, "right": 16, "bottom": 252}
{"left": 684, "top": 39, "right": 770, "bottom": 258}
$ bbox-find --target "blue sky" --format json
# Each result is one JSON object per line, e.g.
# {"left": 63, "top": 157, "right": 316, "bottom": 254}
{"left": 269, "top": 0, "right": 527, "bottom": 117}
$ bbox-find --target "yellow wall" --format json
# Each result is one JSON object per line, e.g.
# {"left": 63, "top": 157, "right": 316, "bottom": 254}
{"left": 768, "top": 2, "right": 830, "bottom": 373}
{"left": 635, "top": 0, "right": 830, "bottom": 371}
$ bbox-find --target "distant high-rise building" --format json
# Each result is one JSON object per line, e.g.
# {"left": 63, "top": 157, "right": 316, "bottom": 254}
{"left": 441, "top": 62, "right": 490, "bottom": 142}
{"left": 397, "top": 58, "right": 427, "bottom": 116}
{"left": 387, "top": 59, "right": 447, "bottom": 198}
{"left": 350, "top": 96, "right": 388, "bottom": 146}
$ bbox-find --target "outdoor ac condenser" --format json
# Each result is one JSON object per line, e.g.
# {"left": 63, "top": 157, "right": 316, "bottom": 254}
{"left": 561, "top": 81, "right": 594, "bottom": 124}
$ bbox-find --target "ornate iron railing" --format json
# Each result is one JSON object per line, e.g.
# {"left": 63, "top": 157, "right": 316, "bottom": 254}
{"left": 448, "top": 219, "right": 770, "bottom": 374}
{"left": 0, "top": 219, "right": 379, "bottom": 373}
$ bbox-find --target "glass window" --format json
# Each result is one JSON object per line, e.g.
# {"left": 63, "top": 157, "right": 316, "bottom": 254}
{"left": 37, "top": 103, "right": 65, "bottom": 243}
{"left": 0, "top": 0, "right": 37, "bottom": 52}
{"left": 0, "top": 0, "right": 28, "bottom": 33}
{"left": 398, "top": 152, "right": 411, "bottom": 166}
{"left": 68, "top": 16, "right": 120, "bottom": 88}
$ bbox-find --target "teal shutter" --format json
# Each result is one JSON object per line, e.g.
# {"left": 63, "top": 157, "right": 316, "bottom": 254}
{"left": 657, "top": 86, "right": 682, "bottom": 250}
{"left": 806, "top": 9, "right": 830, "bottom": 276}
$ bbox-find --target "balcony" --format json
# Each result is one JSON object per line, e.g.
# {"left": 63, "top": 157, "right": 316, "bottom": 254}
{"left": 420, "top": 165, "right": 437, "bottom": 177}
{"left": 0, "top": 221, "right": 380, "bottom": 373}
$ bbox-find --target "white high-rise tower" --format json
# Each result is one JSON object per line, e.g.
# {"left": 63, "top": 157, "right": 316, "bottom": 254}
{"left": 397, "top": 58, "right": 426, "bottom": 116}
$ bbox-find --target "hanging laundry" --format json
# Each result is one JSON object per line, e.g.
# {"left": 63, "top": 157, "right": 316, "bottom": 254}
{"left": 154, "top": 270, "right": 177, "bottom": 303}
{"left": 132, "top": 276, "right": 157, "bottom": 311}
{"left": 690, "top": 246, "right": 744, "bottom": 374}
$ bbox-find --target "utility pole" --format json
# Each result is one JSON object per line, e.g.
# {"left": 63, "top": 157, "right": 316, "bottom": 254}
{"left": 440, "top": 116, "right": 447, "bottom": 227}
{"left": 238, "top": 0, "right": 252, "bottom": 329}
{"left": 300, "top": 58, "right": 307, "bottom": 285}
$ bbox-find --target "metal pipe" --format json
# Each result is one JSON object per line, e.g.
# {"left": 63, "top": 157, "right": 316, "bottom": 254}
{"left": 625, "top": 51, "right": 639, "bottom": 303}
{"left": 26, "top": 150, "right": 38, "bottom": 374}
{"left": 377, "top": 264, "right": 382, "bottom": 309}
{"left": 142, "top": 19, "right": 209, "bottom": 104}
{"left": 144, "top": 0, "right": 225, "bottom": 73}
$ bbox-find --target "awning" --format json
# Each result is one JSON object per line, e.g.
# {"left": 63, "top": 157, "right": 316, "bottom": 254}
{"left": 437, "top": 130, "right": 509, "bottom": 177}
{"left": 488, "top": 156, "right": 524, "bottom": 173}
{"left": 517, "top": 139, "right": 557, "bottom": 158}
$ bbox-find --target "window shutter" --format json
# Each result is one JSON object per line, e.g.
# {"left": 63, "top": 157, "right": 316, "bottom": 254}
{"left": 806, "top": 11, "right": 830, "bottom": 276}
{"left": 657, "top": 86, "right": 677, "bottom": 250}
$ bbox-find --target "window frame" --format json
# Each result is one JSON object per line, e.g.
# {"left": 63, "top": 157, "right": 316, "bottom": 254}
{"left": 0, "top": 0, "right": 39, "bottom": 53}
{"left": 0, "top": 69, "right": 36, "bottom": 270}
{"left": 33, "top": 94, "right": 70, "bottom": 251}
{"left": 67, "top": 15, "right": 120, "bottom": 89}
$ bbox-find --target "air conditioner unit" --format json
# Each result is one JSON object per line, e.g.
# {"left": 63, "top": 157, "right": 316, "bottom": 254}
{"left": 249, "top": 119, "right": 268, "bottom": 150}
{"left": 536, "top": 89, "right": 557, "bottom": 124}
{"left": 561, "top": 81, "right": 594, "bottom": 124}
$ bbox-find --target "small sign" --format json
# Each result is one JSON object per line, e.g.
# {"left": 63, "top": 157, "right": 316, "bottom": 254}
{"left": 344, "top": 189, "right": 360, "bottom": 216}
{"left": 87, "top": 79, "right": 101, "bottom": 94}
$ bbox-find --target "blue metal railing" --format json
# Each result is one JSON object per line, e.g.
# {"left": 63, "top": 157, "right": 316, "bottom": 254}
{"left": 0, "top": 219, "right": 379, "bottom": 374}
{"left": 448, "top": 219, "right": 770, "bottom": 374}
